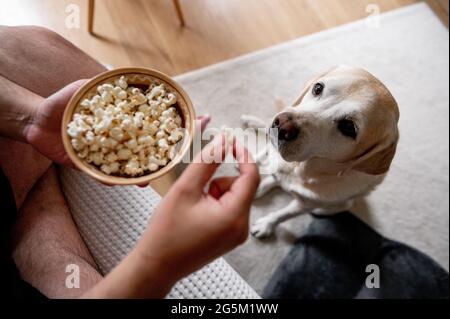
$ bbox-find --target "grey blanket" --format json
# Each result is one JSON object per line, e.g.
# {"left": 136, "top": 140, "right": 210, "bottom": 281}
{"left": 264, "top": 212, "right": 449, "bottom": 299}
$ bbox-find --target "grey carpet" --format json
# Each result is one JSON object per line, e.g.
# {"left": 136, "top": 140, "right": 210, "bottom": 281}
{"left": 174, "top": 3, "right": 449, "bottom": 294}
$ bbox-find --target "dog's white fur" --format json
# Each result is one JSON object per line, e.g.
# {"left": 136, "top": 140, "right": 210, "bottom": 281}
{"left": 241, "top": 66, "right": 400, "bottom": 238}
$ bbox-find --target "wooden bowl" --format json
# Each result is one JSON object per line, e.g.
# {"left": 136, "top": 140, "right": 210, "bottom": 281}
{"left": 62, "top": 67, "right": 196, "bottom": 185}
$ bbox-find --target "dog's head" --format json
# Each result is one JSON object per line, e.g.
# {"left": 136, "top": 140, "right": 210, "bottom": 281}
{"left": 271, "top": 66, "right": 399, "bottom": 175}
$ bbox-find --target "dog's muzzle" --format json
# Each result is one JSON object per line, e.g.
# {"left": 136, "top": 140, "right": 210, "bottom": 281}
{"left": 271, "top": 113, "right": 300, "bottom": 142}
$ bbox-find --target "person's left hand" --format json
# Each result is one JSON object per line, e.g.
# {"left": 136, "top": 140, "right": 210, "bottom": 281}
{"left": 26, "top": 80, "right": 87, "bottom": 167}
{"left": 26, "top": 80, "right": 212, "bottom": 168}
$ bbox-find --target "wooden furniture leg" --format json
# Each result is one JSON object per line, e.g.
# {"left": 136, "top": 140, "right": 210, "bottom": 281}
{"left": 172, "top": 0, "right": 185, "bottom": 26}
{"left": 88, "top": 0, "right": 95, "bottom": 34}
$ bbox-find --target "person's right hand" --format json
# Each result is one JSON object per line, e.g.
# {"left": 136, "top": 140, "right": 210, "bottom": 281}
{"left": 135, "top": 135, "right": 260, "bottom": 295}
{"left": 83, "top": 135, "right": 260, "bottom": 299}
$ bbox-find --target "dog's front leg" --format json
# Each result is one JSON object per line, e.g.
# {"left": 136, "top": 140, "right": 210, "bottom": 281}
{"left": 251, "top": 199, "right": 305, "bottom": 239}
{"left": 255, "top": 174, "right": 278, "bottom": 198}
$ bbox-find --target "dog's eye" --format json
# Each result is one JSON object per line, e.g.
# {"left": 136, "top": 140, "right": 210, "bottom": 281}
{"left": 337, "top": 119, "right": 357, "bottom": 139}
{"left": 312, "top": 82, "right": 324, "bottom": 96}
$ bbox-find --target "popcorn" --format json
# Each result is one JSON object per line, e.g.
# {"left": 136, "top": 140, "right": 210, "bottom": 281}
{"left": 117, "top": 148, "right": 132, "bottom": 160}
{"left": 67, "top": 76, "right": 184, "bottom": 177}
{"left": 109, "top": 162, "right": 120, "bottom": 174}
{"left": 115, "top": 76, "right": 128, "bottom": 90}
{"left": 109, "top": 127, "right": 124, "bottom": 141}
{"left": 124, "top": 158, "right": 142, "bottom": 176}
{"left": 158, "top": 138, "right": 169, "bottom": 150}
{"left": 125, "top": 139, "right": 138, "bottom": 150}
{"left": 89, "top": 143, "right": 100, "bottom": 152}
{"left": 71, "top": 138, "right": 85, "bottom": 151}
{"left": 168, "top": 129, "right": 183, "bottom": 143}
{"left": 156, "top": 130, "right": 166, "bottom": 139}
{"left": 137, "top": 135, "right": 154, "bottom": 145}
{"left": 80, "top": 99, "right": 91, "bottom": 109}
{"left": 163, "top": 93, "right": 177, "bottom": 106}
{"left": 78, "top": 147, "right": 89, "bottom": 159}
{"left": 101, "top": 91, "right": 113, "bottom": 104}
{"left": 105, "top": 152, "right": 118, "bottom": 163}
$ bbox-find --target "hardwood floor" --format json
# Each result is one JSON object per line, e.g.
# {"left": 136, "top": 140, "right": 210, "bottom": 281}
{"left": 0, "top": 0, "right": 447, "bottom": 193}
{"left": 426, "top": 0, "right": 449, "bottom": 24}
{"left": 0, "top": 0, "right": 447, "bottom": 77}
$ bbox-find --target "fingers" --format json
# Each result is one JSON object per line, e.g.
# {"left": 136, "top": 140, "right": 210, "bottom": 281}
{"left": 221, "top": 141, "right": 260, "bottom": 210}
{"left": 233, "top": 142, "right": 260, "bottom": 202}
{"left": 208, "top": 176, "right": 238, "bottom": 199}
{"left": 177, "top": 134, "right": 227, "bottom": 192}
{"left": 196, "top": 115, "right": 210, "bottom": 133}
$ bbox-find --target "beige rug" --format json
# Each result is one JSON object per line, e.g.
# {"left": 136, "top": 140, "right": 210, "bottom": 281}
{"left": 174, "top": 3, "right": 449, "bottom": 294}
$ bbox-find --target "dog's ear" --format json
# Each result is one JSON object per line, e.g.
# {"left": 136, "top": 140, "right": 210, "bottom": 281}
{"left": 352, "top": 142, "right": 397, "bottom": 175}
{"left": 274, "top": 98, "right": 286, "bottom": 112}
{"left": 293, "top": 66, "right": 338, "bottom": 106}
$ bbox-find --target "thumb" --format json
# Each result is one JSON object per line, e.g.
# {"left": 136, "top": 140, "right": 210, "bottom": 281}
{"left": 49, "top": 79, "right": 87, "bottom": 104}
{"left": 45, "top": 79, "right": 88, "bottom": 118}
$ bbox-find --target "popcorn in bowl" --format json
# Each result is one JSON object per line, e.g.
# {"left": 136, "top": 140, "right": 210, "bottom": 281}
{"left": 67, "top": 76, "right": 184, "bottom": 177}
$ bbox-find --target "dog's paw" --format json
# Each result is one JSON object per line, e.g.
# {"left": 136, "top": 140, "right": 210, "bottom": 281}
{"left": 240, "top": 115, "right": 253, "bottom": 128}
{"left": 254, "top": 186, "right": 267, "bottom": 199}
{"left": 251, "top": 217, "right": 275, "bottom": 239}
{"left": 240, "top": 115, "right": 266, "bottom": 129}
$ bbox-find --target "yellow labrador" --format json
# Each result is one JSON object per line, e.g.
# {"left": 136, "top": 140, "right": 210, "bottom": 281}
{"left": 241, "top": 66, "right": 399, "bottom": 238}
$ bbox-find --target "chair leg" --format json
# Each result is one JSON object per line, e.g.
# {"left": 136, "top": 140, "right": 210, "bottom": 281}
{"left": 88, "top": 0, "right": 95, "bottom": 34}
{"left": 172, "top": 0, "right": 185, "bottom": 26}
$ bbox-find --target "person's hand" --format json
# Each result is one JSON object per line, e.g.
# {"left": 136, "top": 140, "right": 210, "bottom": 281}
{"left": 196, "top": 114, "right": 211, "bottom": 132}
{"left": 25, "top": 80, "right": 87, "bottom": 167}
{"left": 83, "top": 135, "right": 260, "bottom": 298}
{"left": 25, "top": 79, "right": 211, "bottom": 168}
{"left": 137, "top": 136, "right": 260, "bottom": 293}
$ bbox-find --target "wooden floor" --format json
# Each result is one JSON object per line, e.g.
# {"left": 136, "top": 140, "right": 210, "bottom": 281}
{"left": 0, "top": 0, "right": 447, "bottom": 77}
{"left": 0, "top": 0, "right": 447, "bottom": 193}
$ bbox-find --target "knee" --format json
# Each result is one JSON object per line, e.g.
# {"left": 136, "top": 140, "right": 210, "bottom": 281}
{"left": 23, "top": 25, "right": 66, "bottom": 44}
{"left": 6, "top": 25, "right": 67, "bottom": 48}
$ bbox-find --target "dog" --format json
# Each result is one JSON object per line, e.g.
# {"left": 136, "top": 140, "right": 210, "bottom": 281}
{"left": 241, "top": 65, "right": 400, "bottom": 239}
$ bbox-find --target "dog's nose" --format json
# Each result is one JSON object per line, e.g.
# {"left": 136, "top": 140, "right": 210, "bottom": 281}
{"left": 272, "top": 113, "right": 300, "bottom": 141}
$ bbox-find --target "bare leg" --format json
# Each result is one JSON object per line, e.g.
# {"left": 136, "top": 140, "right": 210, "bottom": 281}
{"left": 12, "top": 166, "right": 102, "bottom": 298}
{"left": 0, "top": 26, "right": 106, "bottom": 297}
{"left": 251, "top": 199, "right": 305, "bottom": 239}
{"left": 0, "top": 138, "right": 51, "bottom": 208}
{"left": 0, "top": 26, "right": 105, "bottom": 98}
{"left": 0, "top": 26, "right": 106, "bottom": 208}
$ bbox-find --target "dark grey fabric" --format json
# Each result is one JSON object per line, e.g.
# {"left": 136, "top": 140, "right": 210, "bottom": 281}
{"left": 263, "top": 212, "right": 449, "bottom": 299}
